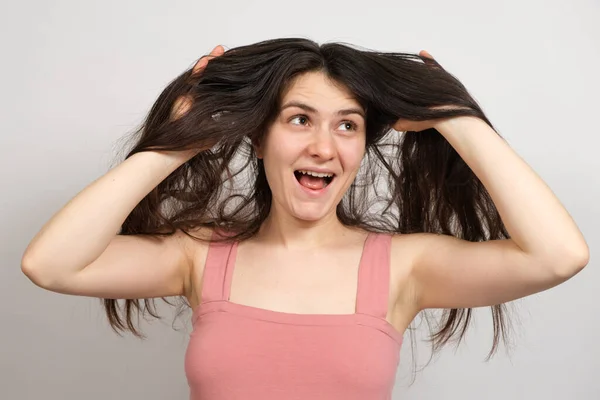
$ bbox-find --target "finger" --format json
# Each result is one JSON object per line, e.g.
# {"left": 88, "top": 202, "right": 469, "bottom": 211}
{"left": 170, "top": 95, "right": 193, "bottom": 121}
{"left": 420, "top": 50, "right": 434, "bottom": 59}
{"left": 192, "top": 45, "right": 225, "bottom": 74}
{"left": 212, "top": 45, "right": 225, "bottom": 56}
{"left": 419, "top": 50, "right": 438, "bottom": 67}
{"left": 192, "top": 57, "right": 208, "bottom": 74}
{"left": 205, "top": 45, "right": 224, "bottom": 59}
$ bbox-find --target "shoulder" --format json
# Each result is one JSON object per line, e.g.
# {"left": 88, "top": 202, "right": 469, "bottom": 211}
{"left": 389, "top": 231, "right": 445, "bottom": 258}
{"left": 389, "top": 232, "right": 429, "bottom": 262}
{"left": 388, "top": 233, "right": 438, "bottom": 306}
{"left": 176, "top": 226, "right": 215, "bottom": 304}
{"left": 389, "top": 232, "right": 448, "bottom": 275}
{"left": 179, "top": 226, "right": 216, "bottom": 267}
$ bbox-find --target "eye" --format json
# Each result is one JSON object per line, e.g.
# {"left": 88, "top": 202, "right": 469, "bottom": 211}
{"left": 289, "top": 115, "right": 358, "bottom": 131}
{"left": 339, "top": 121, "right": 358, "bottom": 131}
{"left": 289, "top": 115, "right": 310, "bottom": 126}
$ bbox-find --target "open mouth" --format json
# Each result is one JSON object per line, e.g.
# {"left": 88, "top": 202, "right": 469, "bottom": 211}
{"left": 294, "top": 170, "right": 335, "bottom": 190}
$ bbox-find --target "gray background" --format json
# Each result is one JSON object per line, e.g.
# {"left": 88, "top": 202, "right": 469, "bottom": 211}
{"left": 1, "top": 0, "right": 598, "bottom": 399}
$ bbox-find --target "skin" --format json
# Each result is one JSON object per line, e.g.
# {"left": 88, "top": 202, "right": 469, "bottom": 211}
{"left": 222, "top": 46, "right": 590, "bottom": 321}
{"left": 254, "top": 71, "right": 367, "bottom": 248}
{"left": 21, "top": 45, "right": 589, "bottom": 336}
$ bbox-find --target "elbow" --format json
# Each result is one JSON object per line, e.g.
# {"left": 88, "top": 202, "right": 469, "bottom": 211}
{"left": 552, "top": 245, "right": 590, "bottom": 280}
{"left": 21, "top": 253, "right": 58, "bottom": 290}
{"left": 21, "top": 255, "right": 45, "bottom": 288}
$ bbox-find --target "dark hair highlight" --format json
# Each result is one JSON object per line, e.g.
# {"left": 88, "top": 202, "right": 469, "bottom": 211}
{"left": 107, "top": 38, "right": 512, "bottom": 373}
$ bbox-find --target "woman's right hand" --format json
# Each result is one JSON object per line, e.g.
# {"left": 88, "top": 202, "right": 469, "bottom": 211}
{"left": 169, "top": 45, "right": 225, "bottom": 121}
{"left": 21, "top": 47, "right": 225, "bottom": 302}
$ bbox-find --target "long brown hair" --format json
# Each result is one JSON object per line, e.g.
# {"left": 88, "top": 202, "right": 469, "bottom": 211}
{"left": 107, "top": 38, "right": 511, "bottom": 366}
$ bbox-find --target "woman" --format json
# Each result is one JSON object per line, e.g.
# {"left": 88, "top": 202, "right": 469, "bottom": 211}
{"left": 21, "top": 39, "right": 589, "bottom": 399}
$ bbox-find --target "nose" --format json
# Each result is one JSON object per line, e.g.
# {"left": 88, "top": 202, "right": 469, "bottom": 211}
{"left": 306, "top": 128, "right": 336, "bottom": 161}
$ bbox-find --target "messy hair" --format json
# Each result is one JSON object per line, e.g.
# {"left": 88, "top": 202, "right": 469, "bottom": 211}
{"left": 107, "top": 38, "right": 511, "bottom": 368}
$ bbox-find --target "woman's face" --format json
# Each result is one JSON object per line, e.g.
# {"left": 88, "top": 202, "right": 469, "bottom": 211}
{"left": 256, "top": 71, "right": 367, "bottom": 223}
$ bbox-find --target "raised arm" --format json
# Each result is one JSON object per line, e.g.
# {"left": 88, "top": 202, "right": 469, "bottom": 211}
{"left": 21, "top": 45, "right": 225, "bottom": 300}
{"left": 403, "top": 116, "right": 589, "bottom": 310}
{"left": 21, "top": 150, "right": 198, "bottom": 299}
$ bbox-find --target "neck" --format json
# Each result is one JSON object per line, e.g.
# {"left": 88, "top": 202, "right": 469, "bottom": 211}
{"left": 258, "top": 207, "right": 353, "bottom": 250}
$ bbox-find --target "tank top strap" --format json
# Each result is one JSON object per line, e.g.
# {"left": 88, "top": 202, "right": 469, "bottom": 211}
{"left": 355, "top": 232, "right": 393, "bottom": 319}
{"left": 200, "top": 229, "right": 237, "bottom": 304}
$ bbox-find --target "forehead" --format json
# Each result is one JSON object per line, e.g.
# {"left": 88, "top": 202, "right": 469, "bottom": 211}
{"left": 280, "top": 71, "right": 363, "bottom": 111}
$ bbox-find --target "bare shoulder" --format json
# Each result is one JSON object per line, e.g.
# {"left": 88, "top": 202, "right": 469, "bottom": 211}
{"left": 389, "top": 232, "right": 443, "bottom": 272}
{"left": 389, "top": 232, "right": 428, "bottom": 275}
{"left": 388, "top": 231, "right": 455, "bottom": 301}
{"left": 388, "top": 231, "right": 578, "bottom": 310}
{"left": 178, "top": 226, "right": 214, "bottom": 256}
{"left": 178, "top": 226, "right": 214, "bottom": 309}
{"left": 388, "top": 233, "right": 423, "bottom": 311}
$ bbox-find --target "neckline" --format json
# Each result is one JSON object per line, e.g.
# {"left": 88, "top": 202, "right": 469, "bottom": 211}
{"left": 192, "top": 300, "right": 404, "bottom": 345}
{"left": 191, "top": 230, "right": 404, "bottom": 344}
{"left": 223, "top": 231, "right": 373, "bottom": 314}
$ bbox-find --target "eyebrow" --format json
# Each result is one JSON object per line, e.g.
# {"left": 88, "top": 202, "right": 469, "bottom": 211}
{"left": 280, "top": 101, "right": 365, "bottom": 119}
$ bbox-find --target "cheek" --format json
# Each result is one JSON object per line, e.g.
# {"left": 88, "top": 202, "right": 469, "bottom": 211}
{"left": 263, "top": 142, "right": 293, "bottom": 169}
{"left": 338, "top": 141, "right": 366, "bottom": 172}
{"left": 261, "top": 139, "right": 297, "bottom": 187}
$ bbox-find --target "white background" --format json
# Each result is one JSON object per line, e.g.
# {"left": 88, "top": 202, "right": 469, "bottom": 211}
{"left": 1, "top": 0, "right": 598, "bottom": 398}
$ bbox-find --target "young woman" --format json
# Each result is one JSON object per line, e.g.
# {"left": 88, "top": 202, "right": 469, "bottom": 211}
{"left": 21, "top": 39, "right": 589, "bottom": 399}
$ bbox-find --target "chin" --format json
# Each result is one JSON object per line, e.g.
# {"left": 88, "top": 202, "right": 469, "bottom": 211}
{"left": 290, "top": 203, "right": 335, "bottom": 223}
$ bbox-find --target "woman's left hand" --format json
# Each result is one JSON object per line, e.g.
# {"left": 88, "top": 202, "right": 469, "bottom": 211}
{"left": 392, "top": 50, "right": 467, "bottom": 133}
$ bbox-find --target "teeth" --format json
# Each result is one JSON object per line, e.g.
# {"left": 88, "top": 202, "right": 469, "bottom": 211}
{"left": 298, "top": 170, "right": 334, "bottom": 178}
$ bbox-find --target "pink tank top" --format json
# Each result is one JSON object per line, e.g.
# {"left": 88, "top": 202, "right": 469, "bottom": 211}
{"left": 184, "top": 232, "right": 404, "bottom": 399}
